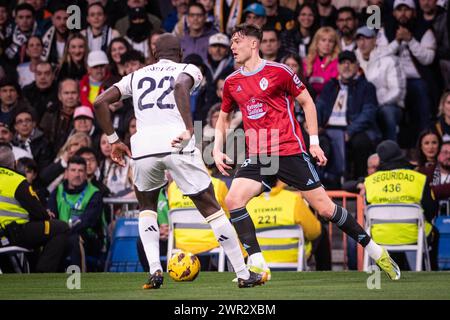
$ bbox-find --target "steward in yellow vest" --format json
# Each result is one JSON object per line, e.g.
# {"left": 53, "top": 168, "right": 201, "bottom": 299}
{"left": 246, "top": 180, "right": 327, "bottom": 267}
{"left": 364, "top": 140, "right": 438, "bottom": 268}
{"left": 167, "top": 176, "right": 229, "bottom": 254}
{"left": 0, "top": 145, "right": 69, "bottom": 272}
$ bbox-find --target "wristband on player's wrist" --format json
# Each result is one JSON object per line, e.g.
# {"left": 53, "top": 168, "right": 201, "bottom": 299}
{"left": 309, "top": 135, "right": 319, "bottom": 146}
{"left": 107, "top": 132, "right": 120, "bottom": 144}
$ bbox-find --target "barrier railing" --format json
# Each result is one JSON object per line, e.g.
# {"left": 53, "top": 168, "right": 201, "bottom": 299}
{"left": 103, "top": 197, "right": 139, "bottom": 221}
{"left": 326, "top": 191, "right": 365, "bottom": 271}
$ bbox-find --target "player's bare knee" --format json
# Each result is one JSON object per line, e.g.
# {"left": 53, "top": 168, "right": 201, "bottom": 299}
{"left": 225, "top": 193, "right": 245, "bottom": 211}
{"left": 316, "top": 201, "right": 336, "bottom": 219}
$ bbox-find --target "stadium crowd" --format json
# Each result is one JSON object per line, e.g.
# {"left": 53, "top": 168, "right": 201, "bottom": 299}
{"left": 0, "top": 0, "right": 449, "bottom": 272}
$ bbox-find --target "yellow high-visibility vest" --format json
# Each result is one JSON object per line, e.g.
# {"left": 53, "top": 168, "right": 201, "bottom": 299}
{"left": 0, "top": 167, "right": 29, "bottom": 228}
{"left": 364, "top": 169, "right": 432, "bottom": 245}
{"left": 246, "top": 185, "right": 321, "bottom": 263}
{"left": 168, "top": 177, "right": 229, "bottom": 254}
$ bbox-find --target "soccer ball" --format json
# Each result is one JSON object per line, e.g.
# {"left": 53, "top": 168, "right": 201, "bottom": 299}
{"left": 168, "top": 251, "right": 201, "bottom": 281}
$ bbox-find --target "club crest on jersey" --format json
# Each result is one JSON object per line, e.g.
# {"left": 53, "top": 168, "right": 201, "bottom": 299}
{"left": 259, "top": 77, "right": 268, "bottom": 91}
{"left": 245, "top": 98, "right": 267, "bottom": 120}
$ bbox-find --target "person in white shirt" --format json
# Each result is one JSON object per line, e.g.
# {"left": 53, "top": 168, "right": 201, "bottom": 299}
{"left": 376, "top": 0, "right": 437, "bottom": 146}
{"left": 355, "top": 26, "right": 406, "bottom": 141}
{"left": 93, "top": 33, "right": 266, "bottom": 289}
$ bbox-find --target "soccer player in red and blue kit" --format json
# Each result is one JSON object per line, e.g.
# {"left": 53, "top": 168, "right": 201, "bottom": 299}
{"left": 213, "top": 23, "right": 401, "bottom": 281}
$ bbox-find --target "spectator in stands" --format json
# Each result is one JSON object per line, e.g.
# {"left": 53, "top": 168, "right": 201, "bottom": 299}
{"left": 316, "top": 50, "right": 380, "bottom": 181}
{"left": 71, "top": 106, "right": 101, "bottom": 149}
{"left": 213, "top": 0, "right": 250, "bottom": 35}
{"left": 115, "top": 0, "right": 161, "bottom": 39}
{"left": 342, "top": 153, "right": 380, "bottom": 195}
{"left": 121, "top": 49, "right": 146, "bottom": 75}
{"left": 203, "top": 103, "right": 221, "bottom": 142}
{"left": 123, "top": 114, "right": 136, "bottom": 148}
{"left": 81, "top": 3, "right": 120, "bottom": 53}
{"left": 75, "top": 147, "right": 110, "bottom": 198}
{"left": 180, "top": 3, "right": 218, "bottom": 61}
{"left": 163, "top": 0, "right": 188, "bottom": 33}
{"left": 16, "top": 157, "right": 48, "bottom": 205}
{"left": 421, "top": 141, "right": 450, "bottom": 203}
{"left": 11, "top": 107, "right": 53, "bottom": 171}
{"left": 4, "top": 3, "right": 40, "bottom": 65}
{"left": 39, "top": 78, "right": 79, "bottom": 153}
{"left": 22, "top": 61, "right": 58, "bottom": 120}
{"left": 58, "top": 33, "right": 88, "bottom": 81}
{"left": 16, "top": 36, "right": 43, "bottom": 88}
{"left": 435, "top": 90, "right": 450, "bottom": 142}
{"left": 79, "top": 50, "right": 110, "bottom": 109}
{"left": 198, "top": 0, "right": 216, "bottom": 26}
{"left": 246, "top": 179, "right": 331, "bottom": 270}
{"left": 303, "top": 26, "right": 340, "bottom": 97}
{"left": 416, "top": 129, "right": 442, "bottom": 172}
{"left": 99, "top": 133, "right": 133, "bottom": 197}
{"left": 0, "top": 78, "right": 30, "bottom": 126}
{"left": 24, "top": 0, "right": 52, "bottom": 28}
{"left": 147, "top": 29, "right": 164, "bottom": 64}
{"left": 0, "top": 121, "right": 30, "bottom": 160}
{"left": 365, "top": 140, "right": 438, "bottom": 270}
{"left": 355, "top": 26, "right": 406, "bottom": 142}
{"left": 205, "top": 33, "right": 234, "bottom": 82}
{"left": 243, "top": 3, "right": 267, "bottom": 28}
{"left": 40, "top": 4, "right": 69, "bottom": 65}
{"left": 261, "top": 28, "right": 283, "bottom": 62}
{"left": 260, "top": 0, "right": 296, "bottom": 32}
{"left": 317, "top": 0, "right": 338, "bottom": 28}
{"left": 0, "top": 1, "right": 13, "bottom": 43}
{"left": 282, "top": 3, "right": 319, "bottom": 59}
{"left": 419, "top": 0, "right": 450, "bottom": 89}
{"left": 332, "top": 0, "right": 368, "bottom": 12}
{"left": 124, "top": 6, "right": 154, "bottom": 58}
{"left": 336, "top": 6, "right": 358, "bottom": 51}
{"left": 48, "top": 156, "right": 105, "bottom": 271}
{"left": 41, "top": 132, "right": 91, "bottom": 192}
{"left": 107, "top": 38, "right": 131, "bottom": 78}
{"left": 377, "top": 0, "right": 437, "bottom": 147}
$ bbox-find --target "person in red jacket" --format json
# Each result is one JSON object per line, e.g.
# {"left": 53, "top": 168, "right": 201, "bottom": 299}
{"left": 79, "top": 50, "right": 110, "bottom": 110}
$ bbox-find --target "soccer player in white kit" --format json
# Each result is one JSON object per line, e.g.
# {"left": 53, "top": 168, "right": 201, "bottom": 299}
{"left": 93, "top": 33, "right": 266, "bottom": 289}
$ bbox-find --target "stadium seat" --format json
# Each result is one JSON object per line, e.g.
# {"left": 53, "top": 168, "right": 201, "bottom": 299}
{"left": 0, "top": 242, "right": 30, "bottom": 274}
{"left": 256, "top": 225, "right": 306, "bottom": 271}
{"left": 435, "top": 215, "right": 450, "bottom": 270}
{"left": 167, "top": 208, "right": 226, "bottom": 272}
{"left": 363, "top": 204, "right": 431, "bottom": 271}
{"left": 105, "top": 218, "right": 144, "bottom": 272}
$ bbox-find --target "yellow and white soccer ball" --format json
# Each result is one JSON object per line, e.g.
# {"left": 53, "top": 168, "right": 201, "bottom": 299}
{"left": 168, "top": 251, "right": 201, "bottom": 281}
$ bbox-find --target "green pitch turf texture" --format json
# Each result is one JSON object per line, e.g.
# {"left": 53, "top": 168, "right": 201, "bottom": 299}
{"left": 1, "top": 272, "right": 449, "bottom": 300}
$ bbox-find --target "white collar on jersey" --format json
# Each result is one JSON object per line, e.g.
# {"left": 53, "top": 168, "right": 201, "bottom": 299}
{"left": 240, "top": 59, "right": 267, "bottom": 76}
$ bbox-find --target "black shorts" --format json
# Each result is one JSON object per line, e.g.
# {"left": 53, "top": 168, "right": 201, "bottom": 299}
{"left": 234, "top": 153, "right": 322, "bottom": 192}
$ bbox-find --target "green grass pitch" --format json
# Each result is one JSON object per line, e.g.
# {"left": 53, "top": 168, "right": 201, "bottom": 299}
{"left": 1, "top": 272, "right": 450, "bottom": 300}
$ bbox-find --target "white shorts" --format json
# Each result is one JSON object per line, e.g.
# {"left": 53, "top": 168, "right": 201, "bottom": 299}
{"left": 132, "top": 148, "right": 211, "bottom": 195}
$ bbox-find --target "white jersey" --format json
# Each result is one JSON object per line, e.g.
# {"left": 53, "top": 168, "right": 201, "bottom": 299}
{"left": 114, "top": 59, "right": 203, "bottom": 158}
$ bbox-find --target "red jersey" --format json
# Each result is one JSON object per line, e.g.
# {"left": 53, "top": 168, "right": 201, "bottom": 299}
{"left": 222, "top": 60, "right": 307, "bottom": 156}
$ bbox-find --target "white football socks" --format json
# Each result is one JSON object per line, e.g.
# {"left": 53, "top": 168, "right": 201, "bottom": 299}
{"left": 365, "top": 239, "right": 384, "bottom": 261}
{"left": 206, "top": 210, "right": 250, "bottom": 280}
{"left": 138, "top": 210, "right": 162, "bottom": 274}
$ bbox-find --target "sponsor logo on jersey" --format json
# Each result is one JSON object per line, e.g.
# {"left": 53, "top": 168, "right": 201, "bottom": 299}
{"left": 245, "top": 98, "right": 267, "bottom": 120}
{"left": 259, "top": 77, "right": 268, "bottom": 91}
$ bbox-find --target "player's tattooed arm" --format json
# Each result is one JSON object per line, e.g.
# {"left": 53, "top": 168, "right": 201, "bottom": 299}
{"left": 213, "top": 111, "right": 233, "bottom": 176}
{"left": 172, "top": 73, "right": 195, "bottom": 148}
{"left": 296, "top": 90, "right": 328, "bottom": 167}
{"left": 94, "top": 86, "right": 132, "bottom": 167}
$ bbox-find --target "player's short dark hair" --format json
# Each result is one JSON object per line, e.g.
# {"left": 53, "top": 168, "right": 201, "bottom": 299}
{"left": 120, "top": 49, "right": 145, "bottom": 65}
{"left": 231, "top": 23, "right": 263, "bottom": 42}
{"left": 337, "top": 6, "right": 357, "bottom": 19}
{"left": 15, "top": 3, "right": 35, "bottom": 16}
{"left": 67, "top": 155, "right": 87, "bottom": 168}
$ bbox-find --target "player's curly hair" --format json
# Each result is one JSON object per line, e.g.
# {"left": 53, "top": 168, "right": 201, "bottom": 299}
{"left": 231, "top": 23, "right": 263, "bottom": 42}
